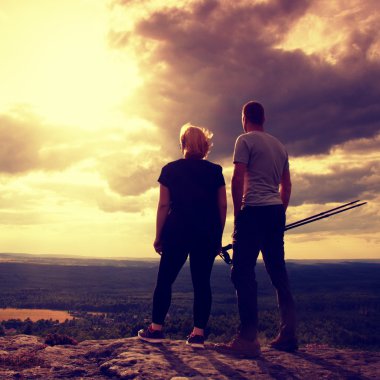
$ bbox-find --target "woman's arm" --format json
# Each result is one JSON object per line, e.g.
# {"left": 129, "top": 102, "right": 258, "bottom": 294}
{"left": 154, "top": 184, "right": 171, "bottom": 254}
{"left": 218, "top": 185, "right": 227, "bottom": 235}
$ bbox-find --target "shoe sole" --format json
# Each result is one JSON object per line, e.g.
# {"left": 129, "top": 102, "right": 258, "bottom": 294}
{"left": 186, "top": 341, "right": 205, "bottom": 349}
{"left": 138, "top": 334, "right": 165, "bottom": 344}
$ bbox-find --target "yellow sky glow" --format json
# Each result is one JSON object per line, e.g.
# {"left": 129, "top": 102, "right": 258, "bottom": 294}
{"left": 0, "top": 0, "right": 378, "bottom": 260}
{"left": 0, "top": 0, "right": 141, "bottom": 128}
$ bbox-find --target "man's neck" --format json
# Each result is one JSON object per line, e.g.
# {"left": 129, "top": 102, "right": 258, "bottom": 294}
{"left": 245, "top": 123, "right": 264, "bottom": 133}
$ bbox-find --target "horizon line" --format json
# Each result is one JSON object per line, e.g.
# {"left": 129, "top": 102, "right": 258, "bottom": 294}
{"left": 0, "top": 252, "right": 379, "bottom": 263}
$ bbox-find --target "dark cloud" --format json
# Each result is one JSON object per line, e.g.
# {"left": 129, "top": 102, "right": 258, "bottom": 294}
{"left": 291, "top": 160, "right": 379, "bottom": 205}
{"left": 110, "top": 0, "right": 380, "bottom": 158}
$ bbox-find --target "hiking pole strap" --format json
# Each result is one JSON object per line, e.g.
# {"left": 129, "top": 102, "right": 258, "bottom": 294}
{"left": 219, "top": 244, "right": 233, "bottom": 265}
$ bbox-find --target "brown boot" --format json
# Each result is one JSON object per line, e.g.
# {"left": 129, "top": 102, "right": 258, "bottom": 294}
{"left": 269, "top": 334, "right": 298, "bottom": 352}
{"left": 215, "top": 335, "right": 261, "bottom": 358}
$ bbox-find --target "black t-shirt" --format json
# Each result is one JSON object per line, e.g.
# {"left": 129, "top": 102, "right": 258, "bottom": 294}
{"left": 158, "top": 158, "right": 225, "bottom": 243}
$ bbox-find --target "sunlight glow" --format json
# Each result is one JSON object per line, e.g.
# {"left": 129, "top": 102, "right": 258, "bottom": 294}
{"left": 0, "top": 0, "right": 141, "bottom": 128}
{"left": 0, "top": 0, "right": 377, "bottom": 259}
{"left": 278, "top": 14, "right": 343, "bottom": 57}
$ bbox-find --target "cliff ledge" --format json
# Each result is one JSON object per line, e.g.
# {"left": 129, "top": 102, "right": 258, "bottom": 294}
{"left": 0, "top": 335, "right": 378, "bottom": 379}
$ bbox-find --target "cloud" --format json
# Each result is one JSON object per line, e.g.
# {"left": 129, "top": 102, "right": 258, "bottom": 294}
{"left": 0, "top": 107, "right": 87, "bottom": 174}
{"left": 0, "top": 106, "right": 164, "bottom": 198}
{"left": 95, "top": 122, "right": 168, "bottom": 196}
{"left": 0, "top": 109, "right": 44, "bottom": 173}
{"left": 288, "top": 132, "right": 380, "bottom": 206}
{"left": 96, "top": 188, "right": 157, "bottom": 213}
{"left": 105, "top": 164, "right": 160, "bottom": 196}
{"left": 110, "top": 0, "right": 380, "bottom": 158}
{"left": 334, "top": 133, "right": 380, "bottom": 154}
{"left": 291, "top": 161, "right": 379, "bottom": 205}
{"left": 280, "top": 131, "right": 380, "bottom": 236}
{"left": 33, "top": 179, "right": 158, "bottom": 214}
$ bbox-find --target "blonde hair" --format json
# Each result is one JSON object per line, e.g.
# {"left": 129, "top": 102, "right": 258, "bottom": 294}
{"left": 180, "top": 123, "right": 213, "bottom": 159}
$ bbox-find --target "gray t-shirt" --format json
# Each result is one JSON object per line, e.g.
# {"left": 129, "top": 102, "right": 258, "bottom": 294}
{"left": 233, "top": 131, "right": 289, "bottom": 206}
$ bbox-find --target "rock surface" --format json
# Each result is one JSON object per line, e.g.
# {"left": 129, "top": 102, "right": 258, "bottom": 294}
{"left": 0, "top": 335, "right": 379, "bottom": 379}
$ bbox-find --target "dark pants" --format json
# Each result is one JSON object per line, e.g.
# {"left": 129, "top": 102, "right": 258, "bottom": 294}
{"left": 231, "top": 205, "right": 296, "bottom": 340}
{"left": 152, "top": 238, "right": 217, "bottom": 329}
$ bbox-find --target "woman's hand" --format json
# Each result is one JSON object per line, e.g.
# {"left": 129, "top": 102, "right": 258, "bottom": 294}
{"left": 153, "top": 238, "right": 163, "bottom": 255}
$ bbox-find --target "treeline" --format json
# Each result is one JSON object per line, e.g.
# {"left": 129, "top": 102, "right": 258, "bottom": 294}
{"left": 1, "top": 305, "right": 378, "bottom": 350}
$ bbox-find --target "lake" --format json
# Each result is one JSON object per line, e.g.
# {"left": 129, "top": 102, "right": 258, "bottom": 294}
{"left": 0, "top": 308, "right": 73, "bottom": 322}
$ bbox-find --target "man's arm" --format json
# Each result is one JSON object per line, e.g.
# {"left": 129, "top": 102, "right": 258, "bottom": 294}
{"left": 154, "top": 184, "right": 170, "bottom": 254}
{"left": 280, "top": 166, "right": 292, "bottom": 212}
{"left": 231, "top": 162, "right": 247, "bottom": 218}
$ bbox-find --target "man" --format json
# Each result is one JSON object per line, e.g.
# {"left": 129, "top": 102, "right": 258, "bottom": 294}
{"left": 218, "top": 101, "right": 297, "bottom": 357}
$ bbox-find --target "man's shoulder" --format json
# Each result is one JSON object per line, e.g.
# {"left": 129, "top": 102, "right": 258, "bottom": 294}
{"left": 235, "top": 133, "right": 248, "bottom": 141}
{"left": 251, "top": 131, "right": 287, "bottom": 151}
{"left": 234, "top": 133, "right": 251, "bottom": 148}
{"left": 263, "top": 131, "right": 285, "bottom": 145}
{"left": 235, "top": 131, "right": 269, "bottom": 145}
{"left": 234, "top": 132, "right": 288, "bottom": 158}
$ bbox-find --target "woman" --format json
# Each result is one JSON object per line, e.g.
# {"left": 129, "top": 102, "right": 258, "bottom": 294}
{"left": 138, "top": 123, "right": 227, "bottom": 348}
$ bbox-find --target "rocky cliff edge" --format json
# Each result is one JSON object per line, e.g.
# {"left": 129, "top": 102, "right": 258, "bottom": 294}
{"left": 0, "top": 335, "right": 379, "bottom": 379}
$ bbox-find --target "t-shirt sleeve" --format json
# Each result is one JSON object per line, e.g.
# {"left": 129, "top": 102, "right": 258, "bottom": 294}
{"left": 215, "top": 165, "right": 226, "bottom": 188}
{"left": 233, "top": 135, "right": 250, "bottom": 164}
{"left": 158, "top": 165, "right": 171, "bottom": 187}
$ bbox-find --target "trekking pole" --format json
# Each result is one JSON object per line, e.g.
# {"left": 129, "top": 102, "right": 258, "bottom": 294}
{"left": 285, "top": 201, "right": 367, "bottom": 231}
{"left": 219, "top": 200, "right": 367, "bottom": 265}
{"left": 285, "top": 200, "right": 362, "bottom": 230}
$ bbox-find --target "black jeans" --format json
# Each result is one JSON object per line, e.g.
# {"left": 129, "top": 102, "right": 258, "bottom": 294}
{"left": 152, "top": 238, "right": 217, "bottom": 329}
{"left": 231, "top": 205, "right": 296, "bottom": 340}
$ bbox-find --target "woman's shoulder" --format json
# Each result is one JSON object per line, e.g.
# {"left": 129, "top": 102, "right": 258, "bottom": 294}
{"left": 162, "top": 159, "right": 223, "bottom": 172}
{"left": 161, "top": 159, "right": 194, "bottom": 177}
{"left": 162, "top": 159, "right": 183, "bottom": 169}
{"left": 203, "top": 159, "right": 224, "bottom": 172}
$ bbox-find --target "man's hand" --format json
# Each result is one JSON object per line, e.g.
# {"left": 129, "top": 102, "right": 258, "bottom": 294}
{"left": 231, "top": 162, "right": 247, "bottom": 218}
{"left": 280, "top": 166, "right": 292, "bottom": 212}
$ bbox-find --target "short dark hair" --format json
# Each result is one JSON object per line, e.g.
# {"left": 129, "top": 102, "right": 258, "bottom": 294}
{"left": 242, "top": 101, "right": 265, "bottom": 125}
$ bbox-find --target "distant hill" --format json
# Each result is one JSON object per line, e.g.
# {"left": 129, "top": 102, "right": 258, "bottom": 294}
{"left": 1, "top": 252, "right": 379, "bottom": 267}
{"left": 0, "top": 252, "right": 157, "bottom": 267}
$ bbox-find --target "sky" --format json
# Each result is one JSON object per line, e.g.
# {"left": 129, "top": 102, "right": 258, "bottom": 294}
{"left": 0, "top": 0, "right": 379, "bottom": 259}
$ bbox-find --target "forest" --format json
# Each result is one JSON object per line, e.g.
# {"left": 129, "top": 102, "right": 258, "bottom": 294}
{"left": 0, "top": 257, "right": 379, "bottom": 350}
